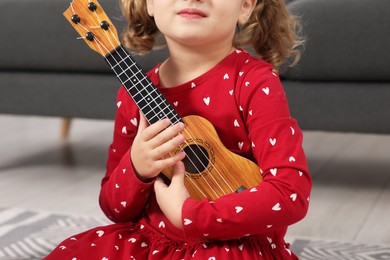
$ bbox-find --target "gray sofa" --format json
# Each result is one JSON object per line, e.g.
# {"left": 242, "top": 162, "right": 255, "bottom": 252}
{"left": 1, "top": 0, "right": 389, "bottom": 134}
{"left": 284, "top": 0, "right": 390, "bottom": 133}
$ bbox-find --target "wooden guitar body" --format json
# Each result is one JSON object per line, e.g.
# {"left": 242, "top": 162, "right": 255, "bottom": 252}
{"left": 163, "top": 115, "right": 262, "bottom": 201}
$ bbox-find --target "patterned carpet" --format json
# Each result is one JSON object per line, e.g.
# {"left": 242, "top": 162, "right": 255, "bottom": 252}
{"left": 0, "top": 208, "right": 111, "bottom": 260}
{"left": 290, "top": 238, "right": 390, "bottom": 260}
{"left": 1, "top": 207, "right": 389, "bottom": 260}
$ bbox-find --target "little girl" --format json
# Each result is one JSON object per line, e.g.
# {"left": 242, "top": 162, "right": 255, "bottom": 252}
{"left": 45, "top": 0, "right": 311, "bottom": 259}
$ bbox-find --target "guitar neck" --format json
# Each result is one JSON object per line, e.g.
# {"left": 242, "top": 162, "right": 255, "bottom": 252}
{"left": 105, "top": 46, "right": 182, "bottom": 125}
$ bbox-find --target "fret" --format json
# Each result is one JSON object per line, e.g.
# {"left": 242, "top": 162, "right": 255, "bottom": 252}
{"left": 116, "top": 66, "right": 143, "bottom": 85}
{"left": 122, "top": 71, "right": 141, "bottom": 85}
{"left": 116, "top": 63, "right": 137, "bottom": 78}
{"left": 144, "top": 106, "right": 179, "bottom": 125}
{"left": 110, "top": 56, "right": 138, "bottom": 77}
{"left": 170, "top": 114, "right": 182, "bottom": 125}
{"left": 111, "top": 56, "right": 135, "bottom": 71}
{"left": 144, "top": 111, "right": 161, "bottom": 124}
{"left": 135, "top": 87, "right": 160, "bottom": 107}
{"left": 105, "top": 46, "right": 182, "bottom": 125}
{"left": 128, "top": 82, "right": 160, "bottom": 104}
{"left": 141, "top": 96, "right": 173, "bottom": 123}
{"left": 151, "top": 99, "right": 171, "bottom": 118}
{"left": 119, "top": 71, "right": 132, "bottom": 83}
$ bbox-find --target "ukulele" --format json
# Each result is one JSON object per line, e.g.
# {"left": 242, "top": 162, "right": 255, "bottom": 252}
{"left": 63, "top": 0, "right": 262, "bottom": 201}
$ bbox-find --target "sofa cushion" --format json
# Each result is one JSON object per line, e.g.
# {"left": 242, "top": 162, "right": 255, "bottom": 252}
{"left": 282, "top": 0, "right": 390, "bottom": 81}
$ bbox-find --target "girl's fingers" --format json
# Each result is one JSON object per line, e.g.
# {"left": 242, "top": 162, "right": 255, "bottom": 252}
{"left": 171, "top": 161, "right": 186, "bottom": 183}
{"left": 154, "top": 151, "right": 186, "bottom": 171}
{"left": 156, "top": 121, "right": 185, "bottom": 144}
{"left": 141, "top": 118, "right": 172, "bottom": 141}
{"left": 152, "top": 133, "right": 185, "bottom": 158}
{"left": 137, "top": 113, "right": 149, "bottom": 132}
{"left": 154, "top": 176, "right": 167, "bottom": 191}
{"left": 146, "top": 120, "right": 185, "bottom": 150}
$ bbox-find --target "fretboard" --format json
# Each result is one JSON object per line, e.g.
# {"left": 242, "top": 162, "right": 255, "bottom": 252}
{"left": 105, "top": 46, "right": 182, "bottom": 125}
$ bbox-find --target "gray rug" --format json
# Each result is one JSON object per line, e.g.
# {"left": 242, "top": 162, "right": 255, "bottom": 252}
{"left": 0, "top": 207, "right": 110, "bottom": 260}
{"left": 1, "top": 207, "right": 389, "bottom": 260}
{"left": 290, "top": 238, "right": 390, "bottom": 260}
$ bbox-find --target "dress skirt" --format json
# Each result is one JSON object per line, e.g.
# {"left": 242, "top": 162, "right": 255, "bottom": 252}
{"left": 44, "top": 222, "right": 298, "bottom": 259}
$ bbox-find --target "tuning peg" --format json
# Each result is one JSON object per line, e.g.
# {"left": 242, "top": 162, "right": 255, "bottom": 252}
{"left": 100, "top": 21, "right": 110, "bottom": 30}
{"left": 71, "top": 14, "right": 81, "bottom": 24}
{"left": 88, "top": 2, "right": 97, "bottom": 11}
{"left": 85, "top": 32, "right": 95, "bottom": 41}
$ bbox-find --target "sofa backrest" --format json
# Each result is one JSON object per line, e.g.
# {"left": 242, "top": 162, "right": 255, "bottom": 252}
{"left": 281, "top": 0, "right": 390, "bottom": 81}
{"left": 2, "top": 0, "right": 388, "bottom": 82}
{"left": 0, "top": 0, "right": 117, "bottom": 72}
{"left": 0, "top": 0, "right": 168, "bottom": 74}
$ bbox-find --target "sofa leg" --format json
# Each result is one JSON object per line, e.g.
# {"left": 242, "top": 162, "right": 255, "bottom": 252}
{"left": 61, "top": 118, "right": 72, "bottom": 140}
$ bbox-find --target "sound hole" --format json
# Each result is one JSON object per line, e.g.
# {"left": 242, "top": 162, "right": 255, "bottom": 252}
{"left": 183, "top": 144, "right": 209, "bottom": 174}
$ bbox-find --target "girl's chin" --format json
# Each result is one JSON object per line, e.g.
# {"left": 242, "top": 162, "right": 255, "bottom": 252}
{"left": 166, "top": 34, "right": 225, "bottom": 47}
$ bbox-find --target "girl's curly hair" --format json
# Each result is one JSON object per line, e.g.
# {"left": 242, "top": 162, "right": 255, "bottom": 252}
{"left": 120, "top": 0, "right": 304, "bottom": 70}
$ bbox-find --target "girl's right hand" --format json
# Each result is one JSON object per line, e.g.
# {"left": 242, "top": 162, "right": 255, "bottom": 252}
{"left": 131, "top": 114, "right": 186, "bottom": 181}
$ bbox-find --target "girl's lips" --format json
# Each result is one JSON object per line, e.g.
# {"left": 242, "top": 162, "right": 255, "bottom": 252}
{"left": 177, "top": 8, "right": 207, "bottom": 18}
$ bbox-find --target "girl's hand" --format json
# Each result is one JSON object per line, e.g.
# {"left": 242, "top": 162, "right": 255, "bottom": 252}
{"left": 154, "top": 161, "right": 189, "bottom": 229}
{"left": 131, "top": 114, "right": 186, "bottom": 181}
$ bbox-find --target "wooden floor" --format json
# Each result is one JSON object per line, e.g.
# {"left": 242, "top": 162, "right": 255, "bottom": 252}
{"left": 0, "top": 115, "right": 389, "bottom": 246}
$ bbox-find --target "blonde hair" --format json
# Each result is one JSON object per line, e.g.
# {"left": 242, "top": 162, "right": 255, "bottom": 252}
{"left": 120, "top": 0, "right": 304, "bottom": 70}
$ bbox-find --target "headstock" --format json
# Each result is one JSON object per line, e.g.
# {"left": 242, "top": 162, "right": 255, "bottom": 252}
{"left": 63, "top": 0, "right": 120, "bottom": 57}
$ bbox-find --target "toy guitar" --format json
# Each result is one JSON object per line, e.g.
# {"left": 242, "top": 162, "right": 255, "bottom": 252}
{"left": 64, "top": 0, "right": 262, "bottom": 201}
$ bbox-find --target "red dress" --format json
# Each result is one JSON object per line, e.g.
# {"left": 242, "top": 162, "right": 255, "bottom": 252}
{"left": 44, "top": 49, "right": 312, "bottom": 259}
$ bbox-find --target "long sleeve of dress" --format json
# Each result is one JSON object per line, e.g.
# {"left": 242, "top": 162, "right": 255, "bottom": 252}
{"left": 99, "top": 87, "right": 155, "bottom": 223}
{"left": 45, "top": 50, "right": 310, "bottom": 260}
{"left": 181, "top": 64, "right": 312, "bottom": 241}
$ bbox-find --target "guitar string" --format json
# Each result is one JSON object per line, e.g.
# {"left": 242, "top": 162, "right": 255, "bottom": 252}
{"left": 83, "top": 5, "right": 217, "bottom": 200}
{"left": 80, "top": 28, "right": 212, "bottom": 199}
{"left": 89, "top": 4, "right": 235, "bottom": 198}
{"left": 76, "top": 1, "right": 232, "bottom": 199}
{"left": 107, "top": 49, "right": 228, "bottom": 199}
{"left": 102, "top": 44, "right": 217, "bottom": 199}
{"left": 71, "top": 4, "right": 212, "bottom": 199}
{"left": 72, "top": 1, "right": 235, "bottom": 198}
{"left": 81, "top": 6, "right": 228, "bottom": 200}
